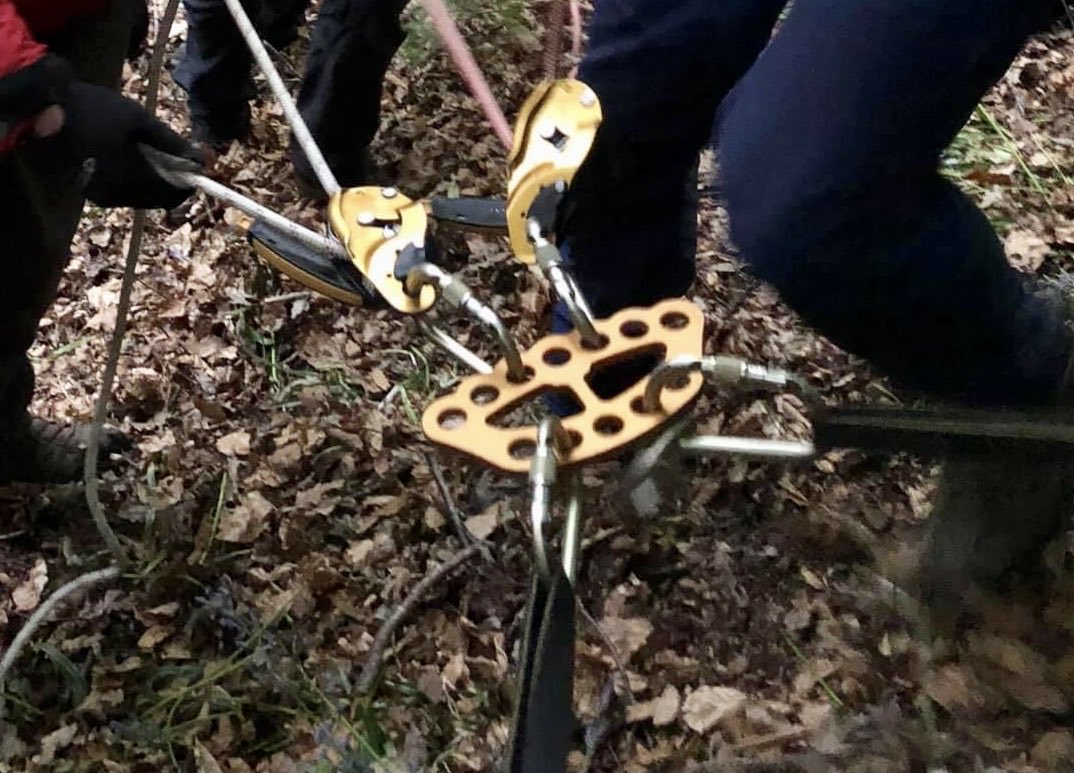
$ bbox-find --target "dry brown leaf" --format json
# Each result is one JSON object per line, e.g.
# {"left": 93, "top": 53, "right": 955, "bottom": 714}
{"left": 11, "top": 558, "right": 48, "bottom": 613}
{"left": 295, "top": 480, "right": 345, "bottom": 513}
{"left": 215, "top": 430, "right": 251, "bottom": 457}
{"left": 218, "top": 492, "right": 274, "bottom": 543}
{"left": 1004, "top": 228, "right": 1050, "bottom": 271}
{"left": 345, "top": 539, "right": 375, "bottom": 567}
{"left": 464, "top": 505, "right": 500, "bottom": 541}
{"left": 31, "top": 724, "right": 77, "bottom": 767}
{"left": 925, "top": 664, "right": 993, "bottom": 717}
{"left": 792, "top": 657, "right": 839, "bottom": 697}
{"left": 598, "top": 616, "right": 653, "bottom": 662}
{"left": 626, "top": 685, "right": 681, "bottom": 727}
{"left": 137, "top": 624, "right": 172, "bottom": 651}
{"left": 194, "top": 739, "right": 225, "bottom": 773}
{"left": 682, "top": 685, "right": 747, "bottom": 733}
{"left": 1031, "top": 729, "right": 1074, "bottom": 769}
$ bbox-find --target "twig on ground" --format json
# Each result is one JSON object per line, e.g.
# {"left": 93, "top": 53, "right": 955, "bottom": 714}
{"left": 424, "top": 451, "right": 493, "bottom": 561}
{"left": 578, "top": 602, "right": 632, "bottom": 705}
{"left": 357, "top": 542, "right": 483, "bottom": 694}
{"left": 582, "top": 676, "right": 619, "bottom": 772}
{"left": 0, "top": 565, "right": 122, "bottom": 719}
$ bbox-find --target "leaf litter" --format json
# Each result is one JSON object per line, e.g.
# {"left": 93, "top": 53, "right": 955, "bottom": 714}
{"left": 3, "top": 3, "right": 1074, "bottom": 773}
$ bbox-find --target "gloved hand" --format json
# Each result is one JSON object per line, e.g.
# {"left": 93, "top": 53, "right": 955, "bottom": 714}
{"left": 0, "top": 54, "right": 72, "bottom": 142}
{"left": 58, "top": 81, "right": 202, "bottom": 210}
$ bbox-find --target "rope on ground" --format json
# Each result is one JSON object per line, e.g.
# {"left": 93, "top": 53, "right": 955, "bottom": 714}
{"left": 0, "top": 565, "right": 122, "bottom": 719}
{"left": 84, "top": 0, "right": 183, "bottom": 565}
{"left": 357, "top": 541, "right": 483, "bottom": 694}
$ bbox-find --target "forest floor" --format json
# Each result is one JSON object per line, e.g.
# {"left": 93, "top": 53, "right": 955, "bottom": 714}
{"left": 4, "top": 3, "right": 1074, "bottom": 772}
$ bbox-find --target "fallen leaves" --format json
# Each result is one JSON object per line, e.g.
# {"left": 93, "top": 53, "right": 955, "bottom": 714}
{"left": 681, "top": 685, "right": 748, "bottom": 734}
{"left": 217, "top": 491, "right": 274, "bottom": 543}
{"left": 7, "top": 6, "right": 1074, "bottom": 773}
{"left": 463, "top": 503, "right": 502, "bottom": 540}
{"left": 1005, "top": 228, "right": 1051, "bottom": 271}
{"left": 215, "top": 429, "right": 251, "bottom": 456}
{"left": 31, "top": 724, "right": 77, "bottom": 767}
{"left": 597, "top": 616, "right": 652, "bottom": 663}
{"left": 11, "top": 559, "right": 47, "bottom": 613}
{"left": 626, "top": 684, "right": 681, "bottom": 727}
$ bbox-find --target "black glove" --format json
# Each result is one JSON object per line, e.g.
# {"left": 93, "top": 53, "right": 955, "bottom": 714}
{"left": 57, "top": 81, "right": 202, "bottom": 210}
{"left": 0, "top": 54, "right": 72, "bottom": 128}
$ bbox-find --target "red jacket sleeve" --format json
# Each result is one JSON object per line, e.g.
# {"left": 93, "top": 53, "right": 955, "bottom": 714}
{"left": 0, "top": 1, "right": 46, "bottom": 80}
{"left": 0, "top": 1, "right": 47, "bottom": 153}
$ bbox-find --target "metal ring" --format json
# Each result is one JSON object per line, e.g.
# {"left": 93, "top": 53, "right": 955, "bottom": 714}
{"left": 530, "top": 416, "right": 574, "bottom": 580}
{"left": 643, "top": 356, "right": 710, "bottom": 413}
{"left": 406, "top": 263, "right": 527, "bottom": 382}
{"left": 644, "top": 355, "right": 800, "bottom": 414}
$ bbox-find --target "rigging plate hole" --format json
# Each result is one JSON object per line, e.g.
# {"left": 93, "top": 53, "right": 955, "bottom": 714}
{"left": 543, "top": 347, "right": 571, "bottom": 366}
{"left": 509, "top": 438, "right": 537, "bottom": 459}
{"left": 438, "top": 409, "right": 467, "bottom": 430}
{"left": 471, "top": 385, "right": 500, "bottom": 406}
{"left": 594, "top": 415, "right": 624, "bottom": 436}
{"left": 620, "top": 320, "right": 648, "bottom": 338}
{"left": 666, "top": 373, "right": 691, "bottom": 391}
{"left": 580, "top": 333, "right": 611, "bottom": 351}
{"left": 660, "top": 311, "right": 689, "bottom": 330}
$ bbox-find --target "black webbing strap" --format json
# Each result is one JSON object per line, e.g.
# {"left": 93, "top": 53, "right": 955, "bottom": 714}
{"left": 427, "top": 196, "right": 509, "bottom": 234}
{"left": 814, "top": 404, "right": 1074, "bottom": 459}
{"left": 506, "top": 567, "right": 577, "bottom": 773}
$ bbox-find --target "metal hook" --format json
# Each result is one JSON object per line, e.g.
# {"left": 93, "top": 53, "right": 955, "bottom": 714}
{"left": 526, "top": 221, "right": 603, "bottom": 349}
{"left": 643, "top": 355, "right": 797, "bottom": 414}
{"left": 406, "top": 263, "right": 528, "bottom": 382}
{"left": 624, "top": 355, "right": 819, "bottom": 484}
{"left": 529, "top": 416, "right": 577, "bottom": 580}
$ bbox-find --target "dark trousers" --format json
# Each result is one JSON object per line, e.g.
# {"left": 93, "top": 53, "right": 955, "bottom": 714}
{"left": 0, "top": 0, "right": 136, "bottom": 415}
{"left": 561, "top": 0, "right": 1071, "bottom": 407}
{"left": 175, "top": 0, "right": 407, "bottom": 182}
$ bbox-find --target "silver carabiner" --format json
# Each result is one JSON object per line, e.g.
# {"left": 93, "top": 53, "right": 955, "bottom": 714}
{"left": 526, "top": 221, "right": 603, "bottom": 349}
{"left": 529, "top": 416, "right": 583, "bottom": 582}
{"left": 406, "top": 263, "right": 528, "bottom": 382}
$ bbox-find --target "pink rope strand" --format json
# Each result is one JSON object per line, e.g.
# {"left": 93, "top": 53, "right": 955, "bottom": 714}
{"left": 569, "top": 0, "right": 582, "bottom": 61}
{"left": 418, "top": 0, "right": 514, "bottom": 152}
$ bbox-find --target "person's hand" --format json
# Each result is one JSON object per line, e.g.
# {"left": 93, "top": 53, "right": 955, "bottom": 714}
{"left": 58, "top": 81, "right": 203, "bottom": 210}
{"left": 0, "top": 54, "right": 73, "bottom": 144}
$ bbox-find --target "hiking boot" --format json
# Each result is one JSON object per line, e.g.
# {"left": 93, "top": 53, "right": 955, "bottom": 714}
{"left": 915, "top": 289, "right": 1074, "bottom": 625}
{"left": 0, "top": 413, "right": 130, "bottom": 485}
{"left": 916, "top": 451, "right": 1074, "bottom": 624}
